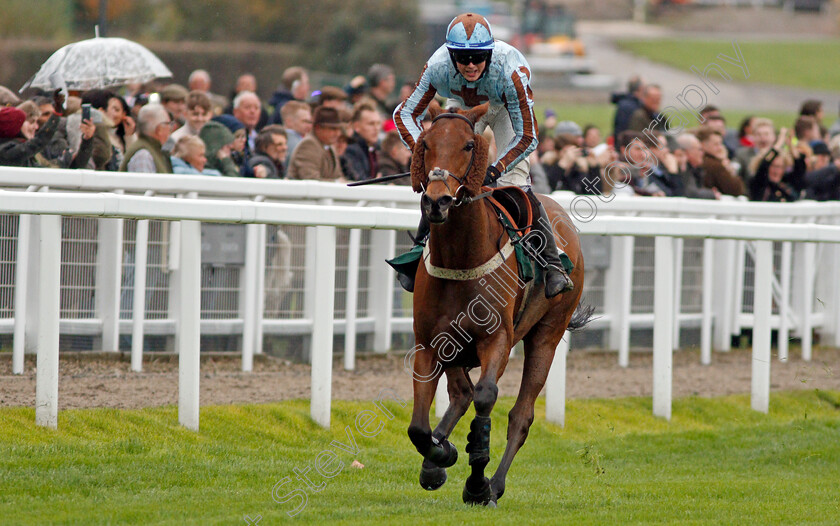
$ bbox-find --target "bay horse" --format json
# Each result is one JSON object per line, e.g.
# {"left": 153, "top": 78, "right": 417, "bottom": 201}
{"left": 405, "top": 102, "right": 590, "bottom": 506}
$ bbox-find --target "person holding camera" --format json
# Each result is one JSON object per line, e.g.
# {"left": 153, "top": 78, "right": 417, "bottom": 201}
{"left": 0, "top": 90, "right": 94, "bottom": 168}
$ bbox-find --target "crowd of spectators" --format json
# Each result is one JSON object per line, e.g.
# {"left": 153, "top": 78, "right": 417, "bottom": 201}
{"left": 544, "top": 75, "right": 840, "bottom": 203}
{"left": 1, "top": 67, "right": 839, "bottom": 203}
{"left": 0, "top": 64, "right": 410, "bottom": 184}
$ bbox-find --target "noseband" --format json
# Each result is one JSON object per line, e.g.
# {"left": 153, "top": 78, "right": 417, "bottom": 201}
{"left": 424, "top": 112, "right": 478, "bottom": 206}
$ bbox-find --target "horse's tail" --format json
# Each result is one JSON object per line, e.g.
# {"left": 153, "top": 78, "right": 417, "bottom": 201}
{"left": 566, "top": 300, "right": 596, "bottom": 333}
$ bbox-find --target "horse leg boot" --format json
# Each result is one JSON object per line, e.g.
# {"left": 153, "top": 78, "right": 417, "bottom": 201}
{"left": 523, "top": 190, "right": 573, "bottom": 298}
{"left": 396, "top": 215, "right": 430, "bottom": 293}
{"left": 463, "top": 378, "right": 498, "bottom": 506}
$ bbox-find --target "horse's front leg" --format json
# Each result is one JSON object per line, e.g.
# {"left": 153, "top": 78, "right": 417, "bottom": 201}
{"left": 416, "top": 367, "right": 474, "bottom": 491}
{"left": 463, "top": 331, "right": 510, "bottom": 506}
{"left": 407, "top": 345, "right": 458, "bottom": 490}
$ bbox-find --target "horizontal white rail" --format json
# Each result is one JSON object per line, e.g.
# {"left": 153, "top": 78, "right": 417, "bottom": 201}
{"left": 3, "top": 166, "right": 840, "bottom": 220}
{"left": 0, "top": 166, "right": 416, "bottom": 203}
{"left": 2, "top": 190, "right": 840, "bottom": 244}
{"left": 0, "top": 191, "right": 418, "bottom": 229}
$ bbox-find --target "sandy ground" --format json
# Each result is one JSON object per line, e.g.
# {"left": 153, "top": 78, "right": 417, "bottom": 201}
{"left": 1, "top": 347, "right": 838, "bottom": 410}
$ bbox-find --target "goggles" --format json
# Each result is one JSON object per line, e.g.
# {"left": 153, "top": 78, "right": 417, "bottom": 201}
{"left": 450, "top": 49, "right": 491, "bottom": 66}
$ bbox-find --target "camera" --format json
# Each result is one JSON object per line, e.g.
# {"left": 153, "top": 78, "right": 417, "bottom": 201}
{"left": 81, "top": 103, "right": 91, "bottom": 122}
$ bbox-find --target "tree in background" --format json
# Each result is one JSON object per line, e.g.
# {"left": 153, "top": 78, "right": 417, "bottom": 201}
{"left": 0, "top": 0, "right": 75, "bottom": 39}
{"left": 2, "top": 0, "right": 425, "bottom": 89}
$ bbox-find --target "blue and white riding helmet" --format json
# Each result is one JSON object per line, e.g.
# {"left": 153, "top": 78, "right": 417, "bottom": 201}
{"left": 445, "top": 13, "right": 495, "bottom": 75}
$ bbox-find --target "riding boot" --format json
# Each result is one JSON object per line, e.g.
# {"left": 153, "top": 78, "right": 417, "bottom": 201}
{"left": 396, "top": 216, "right": 430, "bottom": 293}
{"left": 524, "top": 191, "right": 574, "bottom": 298}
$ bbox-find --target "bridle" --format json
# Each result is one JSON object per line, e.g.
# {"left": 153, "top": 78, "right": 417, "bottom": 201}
{"left": 423, "top": 112, "right": 490, "bottom": 206}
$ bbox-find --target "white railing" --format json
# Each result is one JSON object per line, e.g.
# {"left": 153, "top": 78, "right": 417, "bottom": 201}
{"left": 2, "top": 167, "right": 838, "bottom": 365}
{"left": 2, "top": 167, "right": 840, "bottom": 430}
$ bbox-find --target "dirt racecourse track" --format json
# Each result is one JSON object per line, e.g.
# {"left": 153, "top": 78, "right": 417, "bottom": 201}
{"left": 2, "top": 347, "right": 839, "bottom": 410}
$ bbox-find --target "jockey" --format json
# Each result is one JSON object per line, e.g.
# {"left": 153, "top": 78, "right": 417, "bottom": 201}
{"left": 392, "top": 12, "right": 573, "bottom": 298}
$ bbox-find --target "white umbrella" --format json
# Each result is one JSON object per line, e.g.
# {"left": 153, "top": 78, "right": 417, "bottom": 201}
{"left": 21, "top": 32, "right": 172, "bottom": 92}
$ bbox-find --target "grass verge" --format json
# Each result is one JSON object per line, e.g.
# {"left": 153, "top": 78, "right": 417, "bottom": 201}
{"left": 1, "top": 390, "right": 839, "bottom": 525}
{"left": 616, "top": 39, "right": 840, "bottom": 94}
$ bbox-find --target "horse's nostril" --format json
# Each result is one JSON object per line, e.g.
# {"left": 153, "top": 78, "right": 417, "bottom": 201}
{"left": 437, "top": 195, "right": 453, "bottom": 209}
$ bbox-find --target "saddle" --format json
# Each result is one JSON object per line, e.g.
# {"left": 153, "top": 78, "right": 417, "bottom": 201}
{"left": 484, "top": 185, "right": 537, "bottom": 283}
{"left": 485, "top": 185, "right": 533, "bottom": 237}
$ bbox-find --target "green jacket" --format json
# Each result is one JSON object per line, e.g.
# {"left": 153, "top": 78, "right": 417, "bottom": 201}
{"left": 120, "top": 134, "right": 172, "bottom": 173}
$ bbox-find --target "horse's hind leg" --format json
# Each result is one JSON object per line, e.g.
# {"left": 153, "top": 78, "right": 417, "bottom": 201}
{"left": 433, "top": 367, "right": 474, "bottom": 438}
{"left": 490, "top": 325, "right": 564, "bottom": 503}
{"left": 420, "top": 367, "right": 474, "bottom": 490}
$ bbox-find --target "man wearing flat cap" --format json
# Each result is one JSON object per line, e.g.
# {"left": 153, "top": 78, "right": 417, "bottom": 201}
{"left": 287, "top": 106, "right": 345, "bottom": 181}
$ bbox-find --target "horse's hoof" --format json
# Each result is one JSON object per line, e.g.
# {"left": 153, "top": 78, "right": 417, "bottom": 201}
{"left": 419, "top": 463, "right": 447, "bottom": 491}
{"left": 427, "top": 438, "right": 458, "bottom": 468}
{"left": 490, "top": 478, "right": 505, "bottom": 502}
{"left": 462, "top": 476, "right": 492, "bottom": 506}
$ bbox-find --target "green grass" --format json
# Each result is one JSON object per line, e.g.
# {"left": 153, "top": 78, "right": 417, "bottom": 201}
{"left": 2, "top": 391, "right": 839, "bottom": 524}
{"left": 616, "top": 39, "right": 840, "bottom": 93}
{"left": 531, "top": 102, "right": 798, "bottom": 139}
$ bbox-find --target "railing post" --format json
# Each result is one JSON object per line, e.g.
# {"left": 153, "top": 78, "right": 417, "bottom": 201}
{"left": 242, "top": 223, "right": 260, "bottom": 372}
{"left": 254, "top": 223, "right": 267, "bottom": 355}
{"left": 96, "top": 216, "right": 123, "bottom": 352}
{"left": 344, "top": 228, "right": 362, "bottom": 370}
{"left": 831, "top": 242, "right": 840, "bottom": 348}
{"left": 751, "top": 240, "right": 773, "bottom": 413}
{"left": 311, "top": 225, "right": 336, "bottom": 428}
{"left": 799, "top": 242, "right": 816, "bottom": 362}
{"left": 177, "top": 219, "right": 202, "bottom": 431}
{"left": 712, "top": 239, "right": 736, "bottom": 351}
{"left": 653, "top": 236, "right": 674, "bottom": 420}
{"left": 545, "top": 333, "right": 570, "bottom": 426}
{"left": 778, "top": 242, "right": 792, "bottom": 363}
{"left": 730, "top": 240, "right": 747, "bottom": 340}
{"left": 303, "top": 226, "right": 318, "bottom": 362}
{"left": 700, "top": 238, "right": 714, "bottom": 365}
{"left": 435, "top": 373, "right": 449, "bottom": 419}
{"left": 35, "top": 214, "right": 61, "bottom": 429}
{"left": 369, "top": 227, "right": 396, "bottom": 353}
{"left": 672, "top": 238, "right": 683, "bottom": 350}
{"left": 131, "top": 220, "right": 150, "bottom": 372}
{"left": 13, "top": 213, "right": 32, "bottom": 375}
{"left": 605, "top": 236, "right": 634, "bottom": 366}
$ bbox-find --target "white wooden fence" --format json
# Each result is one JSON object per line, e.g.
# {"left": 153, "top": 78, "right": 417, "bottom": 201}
{"left": 2, "top": 167, "right": 840, "bottom": 430}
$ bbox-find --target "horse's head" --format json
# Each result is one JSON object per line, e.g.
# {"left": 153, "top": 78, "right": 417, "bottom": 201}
{"left": 411, "top": 102, "right": 490, "bottom": 224}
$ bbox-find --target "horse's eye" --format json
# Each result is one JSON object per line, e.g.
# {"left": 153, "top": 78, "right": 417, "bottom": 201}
{"left": 464, "top": 141, "right": 475, "bottom": 152}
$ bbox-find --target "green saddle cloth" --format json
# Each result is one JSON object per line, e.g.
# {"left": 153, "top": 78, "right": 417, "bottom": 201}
{"left": 385, "top": 214, "right": 574, "bottom": 284}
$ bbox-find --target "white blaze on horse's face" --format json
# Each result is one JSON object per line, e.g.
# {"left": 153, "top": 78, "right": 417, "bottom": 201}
{"left": 420, "top": 121, "right": 475, "bottom": 224}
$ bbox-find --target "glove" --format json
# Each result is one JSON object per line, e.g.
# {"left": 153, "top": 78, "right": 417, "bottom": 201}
{"left": 483, "top": 165, "right": 501, "bottom": 186}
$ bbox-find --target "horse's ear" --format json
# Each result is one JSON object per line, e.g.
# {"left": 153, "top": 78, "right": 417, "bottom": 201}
{"left": 463, "top": 103, "right": 490, "bottom": 125}
{"left": 427, "top": 100, "right": 444, "bottom": 120}
{"left": 464, "top": 132, "right": 489, "bottom": 195}
{"left": 410, "top": 131, "right": 427, "bottom": 193}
